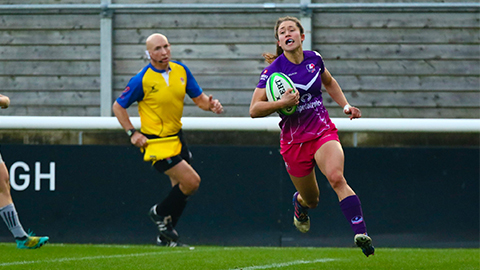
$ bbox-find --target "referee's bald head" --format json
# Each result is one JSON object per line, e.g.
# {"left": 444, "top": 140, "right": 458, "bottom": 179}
{"left": 146, "top": 33, "right": 169, "bottom": 51}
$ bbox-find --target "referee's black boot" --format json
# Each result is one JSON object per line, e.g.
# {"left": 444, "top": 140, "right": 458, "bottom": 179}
{"left": 148, "top": 205, "right": 179, "bottom": 242}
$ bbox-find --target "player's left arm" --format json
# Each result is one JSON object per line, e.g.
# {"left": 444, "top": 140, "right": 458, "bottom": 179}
{"left": 192, "top": 93, "right": 224, "bottom": 114}
{"left": 322, "top": 68, "right": 361, "bottom": 120}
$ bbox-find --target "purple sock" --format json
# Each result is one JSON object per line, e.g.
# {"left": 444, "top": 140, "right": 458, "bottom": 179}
{"left": 339, "top": 195, "right": 367, "bottom": 235}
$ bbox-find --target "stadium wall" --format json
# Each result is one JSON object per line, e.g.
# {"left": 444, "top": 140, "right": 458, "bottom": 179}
{"left": 0, "top": 144, "right": 477, "bottom": 248}
{"left": 0, "top": 1, "right": 478, "bottom": 118}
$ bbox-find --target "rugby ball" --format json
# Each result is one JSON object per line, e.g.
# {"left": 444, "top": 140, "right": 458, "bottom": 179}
{"left": 266, "top": 72, "right": 297, "bottom": 115}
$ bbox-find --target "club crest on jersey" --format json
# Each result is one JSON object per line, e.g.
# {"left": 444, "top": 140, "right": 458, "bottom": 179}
{"left": 306, "top": 63, "right": 316, "bottom": 73}
{"left": 180, "top": 77, "right": 185, "bottom": 84}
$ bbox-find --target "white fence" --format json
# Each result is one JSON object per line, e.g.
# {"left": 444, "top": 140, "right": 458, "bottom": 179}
{"left": 0, "top": 116, "right": 479, "bottom": 133}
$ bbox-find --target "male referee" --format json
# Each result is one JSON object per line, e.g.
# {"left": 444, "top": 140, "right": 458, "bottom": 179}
{"left": 113, "top": 33, "right": 223, "bottom": 246}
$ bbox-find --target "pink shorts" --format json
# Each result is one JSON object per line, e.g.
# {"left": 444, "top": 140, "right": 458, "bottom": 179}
{"left": 280, "top": 125, "right": 340, "bottom": 178}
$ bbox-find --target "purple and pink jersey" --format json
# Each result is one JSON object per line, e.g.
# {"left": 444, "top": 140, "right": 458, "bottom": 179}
{"left": 257, "top": 51, "right": 335, "bottom": 145}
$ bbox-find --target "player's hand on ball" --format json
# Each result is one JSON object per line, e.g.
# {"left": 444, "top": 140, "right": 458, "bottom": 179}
{"left": 281, "top": 88, "right": 299, "bottom": 107}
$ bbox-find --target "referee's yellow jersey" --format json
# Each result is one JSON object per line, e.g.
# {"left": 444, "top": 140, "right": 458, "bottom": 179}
{"left": 116, "top": 61, "right": 203, "bottom": 137}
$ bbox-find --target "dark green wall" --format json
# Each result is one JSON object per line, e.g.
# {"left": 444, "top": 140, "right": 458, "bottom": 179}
{"left": 0, "top": 145, "right": 478, "bottom": 248}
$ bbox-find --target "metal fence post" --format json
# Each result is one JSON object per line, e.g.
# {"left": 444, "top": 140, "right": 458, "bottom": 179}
{"left": 100, "top": 0, "right": 113, "bottom": 116}
{"left": 300, "top": 0, "right": 312, "bottom": 51}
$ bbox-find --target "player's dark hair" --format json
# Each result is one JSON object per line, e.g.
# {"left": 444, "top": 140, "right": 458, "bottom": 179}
{"left": 263, "top": 16, "right": 304, "bottom": 64}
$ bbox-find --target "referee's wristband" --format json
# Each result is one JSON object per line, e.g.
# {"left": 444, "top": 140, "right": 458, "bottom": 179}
{"left": 126, "top": 128, "right": 136, "bottom": 137}
{"left": 343, "top": 104, "right": 352, "bottom": 112}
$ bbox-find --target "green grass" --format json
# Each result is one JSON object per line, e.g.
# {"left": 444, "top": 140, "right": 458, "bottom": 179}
{"left": 0, "top": 243, "right": 478, "bottom": 270}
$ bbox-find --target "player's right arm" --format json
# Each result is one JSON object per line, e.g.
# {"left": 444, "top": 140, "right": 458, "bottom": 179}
{"left": 0, "top": 94, "right": 10, "bottom": 109}
{"left": 249, "top": 87, "right": 298, "bottom": 118}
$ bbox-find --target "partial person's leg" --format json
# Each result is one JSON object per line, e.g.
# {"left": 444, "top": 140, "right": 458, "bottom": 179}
{"left": 289, "top": 171, "right": 319, "bottom": 209}
{"left": 0, "top": 161, "right": 28, "bottom": 239}
{"left": 315, "top": 140, "right": 366, "bottom": 233}
{"left": 289, "top": 172, "right": 318, "bottom": 233}
{"left": 0, "top": 160, "right": 49, "bottom": 249}
{"left": 149, "top": 160, "right": 200, "bottom": 244}
{"left": 314, "top": 140, "right": 353, "bottom": 201}
{"left": 282, "top": 139, "right": 320, "bottom": 233}
{"left": 162, "top": 160, "right": 200, "bottom": 227}
{"left": 0, "top": 160, "right": 13, "bottom": 207}
{"left": 153, "top": 132, "right": 198, "bottom": 228}
{"left": 315, "top": 141, "right": 374, "bottom": 256}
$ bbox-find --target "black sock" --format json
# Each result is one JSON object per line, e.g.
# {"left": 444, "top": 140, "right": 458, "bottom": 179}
{"left": 155, "top": 184, "right": 188, "bottom": 227}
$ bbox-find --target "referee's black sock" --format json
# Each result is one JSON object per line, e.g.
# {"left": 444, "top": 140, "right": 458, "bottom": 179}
{"left": 155, "top": 184, "right": 189, "bottom": 227}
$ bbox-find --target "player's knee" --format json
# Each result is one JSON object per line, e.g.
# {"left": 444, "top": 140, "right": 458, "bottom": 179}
{"left": 327, "top": 171, "right": 346, "bottom": 190}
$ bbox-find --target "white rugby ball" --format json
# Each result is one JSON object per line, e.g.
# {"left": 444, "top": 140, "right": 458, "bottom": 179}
{"left": 265, "top": 72, "right": 297, "bottom": 116}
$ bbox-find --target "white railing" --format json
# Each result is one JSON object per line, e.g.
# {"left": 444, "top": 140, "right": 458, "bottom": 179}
{"left": 0, "top": 116, "right": 479, "bottom": 133}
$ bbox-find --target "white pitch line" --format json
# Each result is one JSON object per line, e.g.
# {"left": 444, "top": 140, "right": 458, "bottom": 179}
{"left": 0, "top": 250, "right": 186, "bottom": 267}
{"left": 228, "top": 258, "right": 337, "bottom": 270}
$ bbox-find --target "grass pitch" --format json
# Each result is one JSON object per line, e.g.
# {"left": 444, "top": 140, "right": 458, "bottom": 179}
{"left": 0, "top": 243, "right": 478, "bottom": 270}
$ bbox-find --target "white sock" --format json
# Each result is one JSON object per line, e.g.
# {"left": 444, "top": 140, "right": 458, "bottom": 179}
{"left": 0, "top": 203, "right": 28, "bottom": 239}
